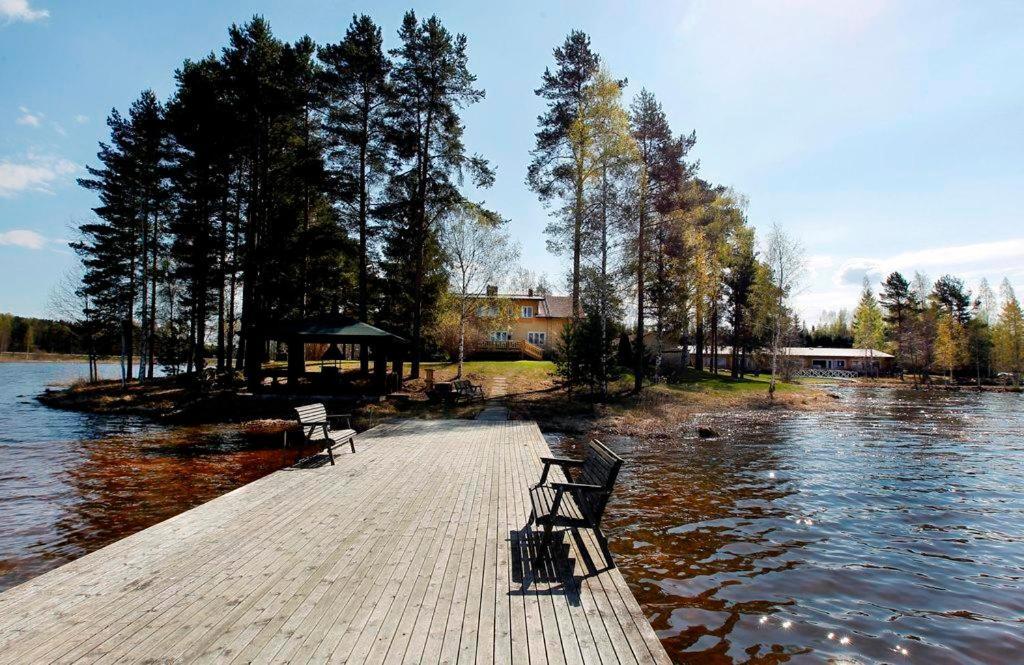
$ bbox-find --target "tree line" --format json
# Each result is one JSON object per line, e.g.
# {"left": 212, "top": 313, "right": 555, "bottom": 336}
{"left": 73, "top": 12, "right": 493, "bottom": 387}
{"left": 0, "top": 313, "right": 105, "bottom": 356}
{"left": 850, "top": 272, "right": 1023, "bottom": 386}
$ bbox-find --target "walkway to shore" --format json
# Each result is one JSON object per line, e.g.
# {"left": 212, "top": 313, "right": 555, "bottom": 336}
{"left": 0, "top": 419, "right": 668, "bottom": 664}
{"left": 475, "top": 375, "right": 510, "bottom": 421}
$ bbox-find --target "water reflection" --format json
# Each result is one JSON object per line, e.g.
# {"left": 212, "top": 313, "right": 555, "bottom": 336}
{"left": 549, "top": 387, "right": 1024, "bottom": 664}
{"left": 0, "top": 363, "right": 318, "bottom": 591}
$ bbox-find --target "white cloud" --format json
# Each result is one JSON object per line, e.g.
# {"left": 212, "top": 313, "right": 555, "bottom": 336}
{"left": 16, "top": 106, "right": 42, "bottom": 127}
{"left": 0, "top": 0, "right": 49, "bottom": 23}
{"left": 73, "top": 114, "right": 88, "bottom": 124}
{"left": 798, "top": 238, "right": 1024, "bottom": 324}
{"left": 51, "top": 121, "right": 66, "bottom": 136}
{"left": 0, "top": 152, "right": 78, "bottom": 197}
{"left": 835, "top": 258, "right": 884, "bottom": 287}
{"left": 0, "top": 229, "right": 47, "bottom": 249}
{"left": 836, "top": 239, "right": 1024, "bottom": 287}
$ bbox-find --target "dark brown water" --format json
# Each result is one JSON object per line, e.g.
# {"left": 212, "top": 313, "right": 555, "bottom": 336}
{"left": 0, "top": 363, "right": 318, "bottom": 592}
{"left": 550, "top": 387, "right": 1024, "bottom": 664}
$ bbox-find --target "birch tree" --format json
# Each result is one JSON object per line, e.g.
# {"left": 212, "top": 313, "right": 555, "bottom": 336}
{"left": 761, "top": 223, "right": 805, "bottom": 397}
{"left": 439, "top": 204, "right": 517, "bottom": 378}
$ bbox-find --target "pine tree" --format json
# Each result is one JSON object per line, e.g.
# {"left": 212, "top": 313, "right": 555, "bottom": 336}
{"left": 629, "top": 89, "right": 693, "bottom": 388}
{"left": 930, "top": 274, "right": 973, "bottom": 324}
{"left": 319, "top": 15, "right": 392, "bottom": 373}
{"left": 879, "top": 271, "right": 915, "bottom": 370}
{"left": 528, "top": 31, "right": 601, "bottom": 318}
{"left": 853, "top": 277, "right": 886, "bottom": 377}
{"left": 166, "top": 56, "right": 232, "bottom": 373}
{"left": 383, "top": 11, "right": 493, "bottom": 378}
{"left": 724, "top": 226, "right": 757, "bottom": 378}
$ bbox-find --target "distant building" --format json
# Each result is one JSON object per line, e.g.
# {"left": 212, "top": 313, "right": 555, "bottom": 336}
{"left": 469, "top": 287, "right": 573, "bottom": 358}
{"left": 650, "top": 342, "right": 894, "bottom": 375}
{"left": 774, "top": 347, "right": 895, "bottom": 374}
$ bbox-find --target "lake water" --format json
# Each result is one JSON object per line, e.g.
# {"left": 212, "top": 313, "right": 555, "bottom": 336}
{"left": 2, "top": 365, "right": 1022, "bottom": 663}
{"left": 549, "top": 386, "right": 1024, "bottom": 664}
{"left": 0, "top": 362, "right": 318, "bottom": 592}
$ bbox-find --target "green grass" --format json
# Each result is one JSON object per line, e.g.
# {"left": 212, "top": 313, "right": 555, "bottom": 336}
{"left": 429, "top": 360, "right": 556, "bottom": 380}
{"left": 658, "top": 369, "right": 804, "bottom": 394}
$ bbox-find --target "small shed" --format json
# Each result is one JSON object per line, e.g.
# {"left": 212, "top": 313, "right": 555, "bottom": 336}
{"left": 267, "top": 316, "right": 408, "bottom": 390}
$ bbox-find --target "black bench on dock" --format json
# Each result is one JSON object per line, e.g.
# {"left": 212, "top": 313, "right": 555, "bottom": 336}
{"left": 529, "top": 439, "right": 623, "bottom": 562}
{"left": 294, "top": 403, "right": 356, "bottom": 465}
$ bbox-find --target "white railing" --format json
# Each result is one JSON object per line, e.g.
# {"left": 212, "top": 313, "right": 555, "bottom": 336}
{"left": 484, "top": 340, "right": 519, "bottom": 351}
{"left": 794, "top": 368, "right": 858, "bottom": 379}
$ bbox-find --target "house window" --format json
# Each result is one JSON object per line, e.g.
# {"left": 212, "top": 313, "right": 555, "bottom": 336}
{"left": 527, "top": 332, "right": 546, "bottom": 346}
{"left": 521, "top": 306, "right": 534, "bottom": 318}
{"left": 489, "top": 331, "right": 510, "bottom": 342}
{"left": 477, "top": 305, "right": 496, "bottom": 317}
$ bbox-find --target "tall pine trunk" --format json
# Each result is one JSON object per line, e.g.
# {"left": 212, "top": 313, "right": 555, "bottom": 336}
{"left": 358, "top": 106, "right": 370, "bottom": 376}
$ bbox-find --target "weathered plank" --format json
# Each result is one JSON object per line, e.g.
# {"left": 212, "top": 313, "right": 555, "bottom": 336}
{"left": 0, "top": 419, "right": 669, "bottom": 664}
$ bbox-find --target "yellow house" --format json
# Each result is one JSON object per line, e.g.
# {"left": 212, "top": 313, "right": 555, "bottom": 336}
{"left": 471, "top": 288, "right": 573, "bottom": 359}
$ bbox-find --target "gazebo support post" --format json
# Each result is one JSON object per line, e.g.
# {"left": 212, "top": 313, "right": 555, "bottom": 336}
{"left": 360, "top": 344, "right": 369, "bottom": 376}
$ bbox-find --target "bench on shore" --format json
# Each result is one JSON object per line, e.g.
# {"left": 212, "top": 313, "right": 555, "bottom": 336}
{"left": 529, "top": 439, "right": 623, "bottom": 562}
{"left": 450, "top": 378, "right": 485, "bottom": 403}
{"left": 294, "top": 403, "right": 356, "bottom": 465}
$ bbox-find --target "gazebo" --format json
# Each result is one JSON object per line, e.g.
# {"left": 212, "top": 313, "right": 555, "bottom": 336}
{"left": 267, "top": 316, "right": 408, "bottom": 390}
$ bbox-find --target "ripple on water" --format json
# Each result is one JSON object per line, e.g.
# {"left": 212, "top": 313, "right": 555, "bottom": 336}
{"left": 547, "top": 385, "right": 1024, "bottom": 664}
{"left": 0, "top": 363, "right": 320, "bottom": 592}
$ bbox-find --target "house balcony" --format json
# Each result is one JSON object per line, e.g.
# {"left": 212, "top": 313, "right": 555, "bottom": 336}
{"left": 478, "top": 339, "right": 544, "bottom": 360}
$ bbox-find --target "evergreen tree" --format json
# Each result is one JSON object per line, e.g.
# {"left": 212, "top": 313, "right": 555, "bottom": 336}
{"left": 724, "top": 226, "right": 757, "bottom": 378}
{"left": 319, "top": 15, "right": 392, "bottom": 373}
{"left": 853, "top": 277, "right": 885, "bottom": 376}
{"left": 383, "top": 11, "right": 493, "bottom": 378}
{"left": 879, "top": 271, "right": 915, "bottom": 369}
{"left": 75, "top": 93, "right": 169, "bottom": 385}
{"left": 930, "top": 274, "right": 973, "bottom": 324}
{"left": 528, "top": 30, "right": 601, "bottom": 318}
{"left": 166, "top": 56, "right": 232, "bottom": 373}
{"left": 629, "top": 89, "right": 693, "bottom": 387}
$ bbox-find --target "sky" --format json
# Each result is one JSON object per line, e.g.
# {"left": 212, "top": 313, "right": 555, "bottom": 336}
{"left": 2, "top": 0, "right": 1023, "bottom": 322}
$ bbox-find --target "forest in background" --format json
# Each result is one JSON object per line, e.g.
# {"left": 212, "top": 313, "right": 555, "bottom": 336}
{"left": 63, "top": 12, "right": 1024, "bottom": 392}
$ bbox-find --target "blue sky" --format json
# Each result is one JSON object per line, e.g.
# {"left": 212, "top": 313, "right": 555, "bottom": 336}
{"left": 2, "top": 0, "right": 1023, "bottom": 320}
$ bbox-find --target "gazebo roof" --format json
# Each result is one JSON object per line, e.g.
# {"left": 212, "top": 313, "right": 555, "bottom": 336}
{"left": 268, "top": 316, "right": 407, "bottom": 345}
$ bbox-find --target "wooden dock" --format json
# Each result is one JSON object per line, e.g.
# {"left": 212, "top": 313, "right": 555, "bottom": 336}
{"left": 0, "top": 419, "right": 669, "bottom": 664}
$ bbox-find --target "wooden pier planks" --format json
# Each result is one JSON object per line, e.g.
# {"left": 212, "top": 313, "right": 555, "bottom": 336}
{"left": 0, "top": 419, "right": 669, "bottom": 664}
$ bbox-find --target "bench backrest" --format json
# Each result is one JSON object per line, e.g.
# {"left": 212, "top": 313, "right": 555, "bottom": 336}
{"left": 576, "top": 439, "right": 623, "bottom": 522}
{"left": 295, "top": 403, "right": 328, "bottom": 441}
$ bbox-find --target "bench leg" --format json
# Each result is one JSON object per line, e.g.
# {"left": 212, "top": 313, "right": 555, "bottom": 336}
{"left": 327, "top": 443, "right": 335, "bottom": 466}
{"left": 349, "top": 436, "right": 355, "bottom": 454}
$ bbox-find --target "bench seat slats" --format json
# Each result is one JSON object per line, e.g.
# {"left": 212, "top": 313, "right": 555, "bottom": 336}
{"left": 530, "top": 486, "right": 586, "bottom": 523}
{"left": 293, "top": 403, "right": 355, "bottom": 464}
